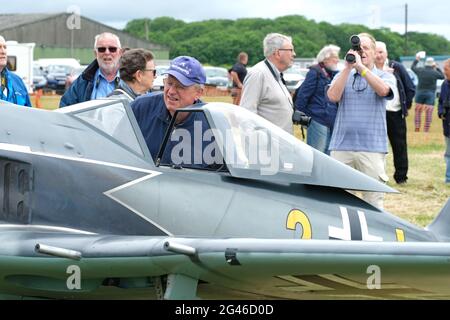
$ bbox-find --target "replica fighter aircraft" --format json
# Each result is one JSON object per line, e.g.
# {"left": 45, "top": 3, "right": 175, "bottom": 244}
{"left": 1, "top": 98, "right": 450, "bottom": 300}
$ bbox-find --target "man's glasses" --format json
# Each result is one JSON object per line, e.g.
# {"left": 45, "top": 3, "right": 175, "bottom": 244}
{"left": 143, "top": 69, "right": 157, "bottom": 77}
{"left": 164, "top": 78, "right": 189, "bottom": 92}
{"left": 96, "top": 47, "right": 118, "bottom": 53}
{"left": 278, "top": 48, "right": 295, "bottom": 53}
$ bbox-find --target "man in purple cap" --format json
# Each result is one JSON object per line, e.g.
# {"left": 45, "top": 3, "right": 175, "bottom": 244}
{"left": 131, "top": 55, "right": 214, "bottom": 167}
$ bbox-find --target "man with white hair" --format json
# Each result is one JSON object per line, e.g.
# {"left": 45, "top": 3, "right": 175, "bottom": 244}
{"left": 131, "top": 56, "right": 212, "bottom": 168}
{"left": 240, "top": 33, "right": 296, "bottom": 133}
{"left": 375, "top": 41, "right": 415, "bottom": 185}
{"left": 295, "top": 44, "right": 340, "bottom": 154}
{"left": 60, "top": 32, "right": 122, "bottom": 107}
{"left": 327, "top": 33, "right": 396, "bottom": 210}
{"left": 0, "top": 35, "right": 31, "bottom": 106}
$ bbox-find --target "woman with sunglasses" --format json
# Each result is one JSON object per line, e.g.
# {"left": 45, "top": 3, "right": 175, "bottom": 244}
{"left": 108, "top": 48, "right": 156, "bottom": 101}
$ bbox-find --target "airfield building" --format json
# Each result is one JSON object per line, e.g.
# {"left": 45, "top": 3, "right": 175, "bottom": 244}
{"left": 0, "top": 13, "right": 169, "bottom": 65}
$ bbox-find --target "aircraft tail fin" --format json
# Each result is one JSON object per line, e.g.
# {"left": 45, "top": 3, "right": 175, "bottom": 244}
{"left": 427, "top": 198, "right": 450, "bottom": 240}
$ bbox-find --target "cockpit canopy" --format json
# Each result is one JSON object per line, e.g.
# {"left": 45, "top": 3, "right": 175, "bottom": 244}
{"left": 57, "top": 99, "right": 395, "bottom": 193}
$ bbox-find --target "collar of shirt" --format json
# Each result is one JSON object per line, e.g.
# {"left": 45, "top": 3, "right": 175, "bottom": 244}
{"left": 266, "top": 59, "right": 283, "bottom": 82}
{"left": 118, "top": 80, "right": 139, "bottom": 98}
{"left": 91, "top": 68, "right": 120, "bottom": 100}
{"left": 265, "top": 59, "right": 292, "bottom": 105}
{"left": 1, "top": 68, "right": 8, "bottom": 98}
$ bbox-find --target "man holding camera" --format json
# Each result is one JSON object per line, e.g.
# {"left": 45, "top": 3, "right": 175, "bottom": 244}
{"left": 438, "top": 59, "right": 450, "bottom": 183}
{"left": 327, "top": 33, "right": 396, "bottom": 210}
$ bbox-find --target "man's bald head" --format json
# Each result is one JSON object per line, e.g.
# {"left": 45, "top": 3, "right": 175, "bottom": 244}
{"left": 375, "top": 41, "right": 388, "bottom": 68}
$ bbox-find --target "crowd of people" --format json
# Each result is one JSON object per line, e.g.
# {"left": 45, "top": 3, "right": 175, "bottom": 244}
{"left": 1, "top": 30, "right": 449, "bottom": 209}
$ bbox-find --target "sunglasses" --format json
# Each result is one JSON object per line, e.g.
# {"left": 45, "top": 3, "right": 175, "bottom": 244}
{"left": 142, "top": 69, "right": 157, "bottom": 76}
{"left": 96, "top": 47, "right": 118, "bottom": 53}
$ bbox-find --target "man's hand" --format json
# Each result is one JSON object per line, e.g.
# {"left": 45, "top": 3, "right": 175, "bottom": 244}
{"left": 344, "top": 49, "right": 360, "bottom": 69}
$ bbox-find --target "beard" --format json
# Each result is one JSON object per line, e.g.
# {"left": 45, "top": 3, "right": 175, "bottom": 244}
{"left": 98, "top": 60, "right": 118, "bottom": 75}
{"left": 326, "top": 64, "right": 338, "bottom": 72}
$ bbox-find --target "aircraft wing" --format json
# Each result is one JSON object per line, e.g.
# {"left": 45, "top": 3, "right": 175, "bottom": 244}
{"left": 2, "top": 231, "right": 450, "bottom": 299}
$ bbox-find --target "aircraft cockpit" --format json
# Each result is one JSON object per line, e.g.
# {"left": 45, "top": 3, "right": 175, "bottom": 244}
{"left": 157, "top": 102, "right": 314, "bottom": 182}
{"left": 59, "top": 99, "right": 314, "bottom": 182}
{"left": 55, "top": 99, "right": 394, "bottom": 191}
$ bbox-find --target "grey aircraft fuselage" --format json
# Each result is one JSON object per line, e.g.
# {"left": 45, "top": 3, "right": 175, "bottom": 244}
{"left": 0, "top": 99, "right": 448, "bottom": 300}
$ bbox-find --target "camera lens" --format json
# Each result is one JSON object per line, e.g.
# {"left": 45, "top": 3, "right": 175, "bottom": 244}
{"left": 345, "top": 35, "right": 361, "bottom": 63}
{"left": 350, "top": 35, "right": 360, "bottom": 47}
{"left": 292, "top": 110, "right": 311, "bottom": 127}
{"left": 346, "top": 53, "right": 356, "bottom": 63}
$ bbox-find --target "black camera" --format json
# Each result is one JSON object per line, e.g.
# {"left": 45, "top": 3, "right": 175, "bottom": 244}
{"left": 292, "top": 110, "right": 312, "bottom": 127}
{"left": 345, "top": 35, "right": 362, "bottom": 64}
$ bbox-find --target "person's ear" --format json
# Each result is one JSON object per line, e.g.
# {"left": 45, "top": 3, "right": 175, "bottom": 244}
{"left": 196, "top": 87, "right": 204, "bottom": 99}
{"left": 134, "top": 70, "right": 142, "bottom": 83}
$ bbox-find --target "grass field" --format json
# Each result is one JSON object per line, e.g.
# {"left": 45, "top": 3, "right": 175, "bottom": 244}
{"left": 34, "top": 93, "right": 449, "bottom": 226}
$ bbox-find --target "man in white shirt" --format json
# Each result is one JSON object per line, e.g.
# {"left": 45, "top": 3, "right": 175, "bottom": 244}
{"left": 375, "top": 41, "right": 415, "bottom": 184}
{"left": 240, "top": 33, "right": 296, "bottom": 134}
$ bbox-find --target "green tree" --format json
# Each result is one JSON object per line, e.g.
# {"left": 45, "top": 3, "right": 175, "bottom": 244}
{"left": 123, "top": 15, "right": 450, "bottom": 66}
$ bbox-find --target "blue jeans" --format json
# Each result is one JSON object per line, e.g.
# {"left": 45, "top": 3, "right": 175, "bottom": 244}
{"left": 445, "top": 137, "right": 450, "bottom": 183}
{"left": 307, "top": 119, "right": 332, "bottom": 155}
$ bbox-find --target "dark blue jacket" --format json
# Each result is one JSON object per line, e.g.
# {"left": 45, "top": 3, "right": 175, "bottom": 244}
{"left": 389, "top": 60, "right": 416, "bottom": 117}
{"left": 59, "top": 59, "right": 99, "bottom": 107}
{"left": 131, "top": 93, "right": 213, "bottom": 167}
{"left": 294, "top": 64, "right": 337, "bottom": 128}
{"left": 0, "top": 68, "right": 31, "bottom": 106}
{"left": 438, "top": 79, "right": 450, "bottom": 137}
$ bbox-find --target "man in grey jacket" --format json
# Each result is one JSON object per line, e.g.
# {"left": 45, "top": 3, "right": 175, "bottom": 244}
{"left": 240, "top": 33, "right": 296, "bottom": 134}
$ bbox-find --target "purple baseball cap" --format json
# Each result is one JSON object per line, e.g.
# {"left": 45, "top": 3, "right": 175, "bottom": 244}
{"left": 163, "top": 56, "right": 206, "bottom": 86}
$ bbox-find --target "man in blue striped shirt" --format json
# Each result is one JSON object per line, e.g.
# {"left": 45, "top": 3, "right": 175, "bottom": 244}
{"left": 327, "top": 33, "right": 396, "bottom": 210}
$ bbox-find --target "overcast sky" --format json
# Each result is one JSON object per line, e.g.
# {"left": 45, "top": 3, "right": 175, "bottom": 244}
{"left": 2, "top": 0, "right": 450, "bottom": 40}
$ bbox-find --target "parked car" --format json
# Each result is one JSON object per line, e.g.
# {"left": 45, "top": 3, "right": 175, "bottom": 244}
{"left": 284, "top": 66, "right": 308, "bottom": 93}
{"left": 32, "top": 65, "right": 47, "bottom": 91}
{"left": 152, "top": 65, "right": 169, "bottom": 91}
{"left": 45, "top": 64, "right": 74, "bottom": 94}
{"left": 204, "top": 66, "right": 230, "bottom": 88}
{"left": 65, "top": 66, "right": 87, "bottom": 90}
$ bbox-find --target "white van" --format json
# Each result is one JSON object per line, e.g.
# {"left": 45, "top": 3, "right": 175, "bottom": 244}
{"left": 6, "top": 41, "right": 35, "bottom": 93}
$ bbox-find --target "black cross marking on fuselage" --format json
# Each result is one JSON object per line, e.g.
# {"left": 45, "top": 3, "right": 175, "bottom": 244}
{"left": 329, "top": 208, "right": 362, "bottom": 240}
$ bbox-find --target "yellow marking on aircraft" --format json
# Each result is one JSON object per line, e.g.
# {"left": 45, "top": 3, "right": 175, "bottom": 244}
{"left": 396, "top": 229, "right": 405, "bottom": 242}
{"left": 286, "top": 209, "right": 312, "bottom": 239}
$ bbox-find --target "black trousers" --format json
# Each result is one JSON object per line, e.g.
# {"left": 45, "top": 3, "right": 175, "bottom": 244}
{"left": 387, "top": 110, "right": 408, "bottom": 183}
